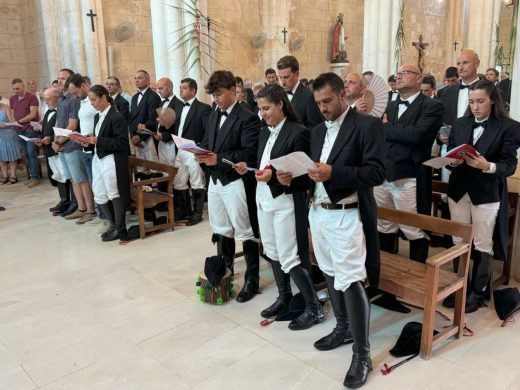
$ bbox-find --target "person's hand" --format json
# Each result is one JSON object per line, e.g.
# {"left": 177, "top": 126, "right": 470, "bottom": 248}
{"left": 153, "top": 132, "right": 163, "bottom": 141}
{"left": 449, "top": 158, "right": 464, "bottom": 167}
{"left": 382, "top": 113, "right": 388, "bottom": 124}
{"left": 33, "top": 139, "right": 43, "bottom": 147}
{"left": 131, "top": 135, "right": 142, "bottom": 146}
{"left": 308, "top": 163, "right": 332, "bottom": 182}
{"left": 87, "top": 136, "right": 97, "bottom": 145}
{"left": 234, "top": 161, "right": 249, "bottom": 175}
{"left": 463, "top": 153, "right": 490, "bottom": 171}
{"left": 42, "top": 136, "right": 52, "bottom": 145}
{"left": 137, "top": 123, "right": 146, "bottom": 130}
{"left": 356, "top": 97, "right": 368, "bottom": 113}
{"left": 51, "top": 142, "right": 63, "bottom": 153}
{"left": 196, "top": 152, "right": 217, "bottom": 166}
{"left": 255, "top": 168, "right": 272, "bottom": 182}
{"left": 277, "top": 170, "right": 293, "bottom": 186}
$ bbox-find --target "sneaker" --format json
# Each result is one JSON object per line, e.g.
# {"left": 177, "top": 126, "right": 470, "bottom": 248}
{"left": 76, "top": 213, "right": 97, "bottom": 225}
{"left": 96, "top": 220, "right": 112, "bottom": 234}
{"left": 65, "top": 209, "right": 86, "bottom": 220}
{"left": 28, "top": 179, "right": 41, "bottom": 188}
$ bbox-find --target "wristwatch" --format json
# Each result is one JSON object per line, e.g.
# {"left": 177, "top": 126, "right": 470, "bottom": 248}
{"left": 54, "top": 140, "right": 62, "bottom": 146}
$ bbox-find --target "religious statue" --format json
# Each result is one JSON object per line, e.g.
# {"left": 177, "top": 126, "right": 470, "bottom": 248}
{"left": 412, "top": 34, "right": 429, "bottom": 72}
{"left": 331, "top": 13, "right": 348, "bottom": 63}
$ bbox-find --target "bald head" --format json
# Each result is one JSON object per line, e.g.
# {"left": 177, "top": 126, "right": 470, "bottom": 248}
{"left": 156, "top": 77, "right": 173, "bottom": 99}
{"left": 343, "top": 72, "right": 365, "bottom": 103}
{"left": 457, "top": 50, "right": 480, "bottom": 84}
{"left": 395, "top": 64, "right": 422, "bottom": 99}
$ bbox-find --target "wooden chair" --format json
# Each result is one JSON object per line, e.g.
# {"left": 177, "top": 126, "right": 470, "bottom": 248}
{"left": 431, "top": 180, "right": 518, "bottom": 288}
{"left": 128, "top": 157, "right": 178, "bottom": 239}
{"left": 377, "top": 206, "right": 473, "bottom": 360}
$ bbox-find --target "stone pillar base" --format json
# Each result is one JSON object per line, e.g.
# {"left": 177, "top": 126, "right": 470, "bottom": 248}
{"left": 329, "top": 62, "right": 349, "bottom": 76}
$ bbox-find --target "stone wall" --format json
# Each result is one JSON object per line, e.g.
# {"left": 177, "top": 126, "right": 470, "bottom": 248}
{"left": 101, "top": 0, "right": 155, "bottom": 94}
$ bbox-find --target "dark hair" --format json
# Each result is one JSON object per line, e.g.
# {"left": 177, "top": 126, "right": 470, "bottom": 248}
{"left": 136, "top": 70, "right": 150, "bottom": 80}
{"left": 486, "top": 68, "right": 499, "bottom": 77}
{"left": 277, "top": 55, "right": 299, "bottom": 72}
{"left": 107, "top": 76, "right": 121, "bottom": 88}
{"left": 388, "top": 74, "right": 396, "bottom": 83}
{"left": 68, "top": 73, "right": 87, "bottom": 88}
{"left": 464, "top": 79, "right": 508, "bottom": 119}
{"left": 52, "top": 79, "right": 58, "bottom": 85}
{"left": 89, "top": 85, "right": 115, "bottom": 108}
{"left": 11, "top": 78, "right": 23, "bottom": 85}
{"left": 181, "top": 77, "right": 198, "bottom": 93}
{"left": 256, "top": 84, "right": 301, "bottom": 124}
{"left": 445, "top": 66, "right": 458, "bottom": 79}
{"left": 83, "top": 76, "right": 91, "bottom": 85}
{"left": 205, "top": 70, "right": 236, "bottom": 94}
{"left": 265, "top": 68, "right": 276, "bottom": 76}
{"left": 421, "top": 76, "right": 436, "bottom": 88}
{"left": 59, "top": 68, "right": 75, "bottom": 77}
{"left": 234, "top": 76, "right": 244, "bottom": 87}
{"left": 312, "top": 72, "right": 344, "bottom": 94}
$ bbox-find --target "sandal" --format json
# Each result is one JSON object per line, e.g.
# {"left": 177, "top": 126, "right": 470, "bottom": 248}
{"left": 0, "top": 178, "right": 8, "bottom": 184}
{"left": 7, "top": 177, "right": 18, "bottom": 185}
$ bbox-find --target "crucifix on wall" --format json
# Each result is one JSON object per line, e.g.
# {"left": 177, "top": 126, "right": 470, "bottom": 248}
{"left": 282, "top": 28, "right": 288, "bottom": 44}
{"left": 86, "top": 9, "right": 97, "bottom": 32}
{"left": 453, "top": 41, "right": 459, "bottom": 52}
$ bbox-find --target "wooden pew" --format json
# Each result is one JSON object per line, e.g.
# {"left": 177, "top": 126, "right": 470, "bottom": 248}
{"left": 431, "top": 180, "right": 518, "bottom": 288}
{"left": 128, "top": 157, "right": 178, "bottom": 239}
{"left": 377, "top": 206, "right": 473, "bottom": 360}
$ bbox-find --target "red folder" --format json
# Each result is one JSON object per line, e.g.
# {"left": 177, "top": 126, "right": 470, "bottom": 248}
{"left": 446, "top": 144, "right": 479, "bottom": 159}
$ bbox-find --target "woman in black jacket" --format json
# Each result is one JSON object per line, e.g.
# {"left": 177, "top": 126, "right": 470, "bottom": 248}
{"left": 87, "top": 85, "right": 130, "bottom": 242}
{"left": 236, "top": 84, "right": 323, "bottom": 330}
{"left": 447, "top": 79, "right": 520, "bottom": 313}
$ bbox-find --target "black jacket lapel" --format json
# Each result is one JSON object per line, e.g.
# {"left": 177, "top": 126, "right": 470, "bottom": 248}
{"left": 270, "top": 120, "right": 292, "bottom": 158}
{"left": 474, "top": 116, "right": 500, "bottom": 156}
{"left": 215, "top": 104, "right": 240, "bottom": 152}
{"left": 327, "top": 109, "right": 356, "bottom": 163}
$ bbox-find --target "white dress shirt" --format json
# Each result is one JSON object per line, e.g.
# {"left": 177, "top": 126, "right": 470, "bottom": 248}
{"left": 178, "top": 97, "right": 196, "bottom": 138}
{"left": 457, "top": 78, "right": 479, "bottom": 118}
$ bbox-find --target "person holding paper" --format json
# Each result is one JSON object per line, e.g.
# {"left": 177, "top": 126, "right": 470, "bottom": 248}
{"left": 197, "top": 70, "right": 261, "bottom": 303}
{"left": 236, "top": 84, "right": 323, "bottom": 330}
{"left": 446, "top": 79, "right": 520, "bottom": 313}
{"left": 308, "top": 73, "right": 385, "bottom": 389}
{"left": 0, "top": 100, "right": 20, "bottom": 184}
{"left": 87, "top": 85, "right": 130, "bottom": 242}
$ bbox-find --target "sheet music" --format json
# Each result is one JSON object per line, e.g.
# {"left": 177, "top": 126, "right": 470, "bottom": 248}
{"left": 269, "top": 151, "right": 316, "bottom": 177}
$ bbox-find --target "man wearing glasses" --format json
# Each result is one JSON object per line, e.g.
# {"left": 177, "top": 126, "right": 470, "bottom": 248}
{"left": 374, "top": 64, "right": 443, "bottom": 266}
{"left": 105, "top": 76, "right": 130, "bottom": 124}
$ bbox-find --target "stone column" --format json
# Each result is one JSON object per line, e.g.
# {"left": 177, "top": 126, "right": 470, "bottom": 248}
{"left": 40, "top": 0, "right": 108, "bottom": 82}
{"left": 466, "top": 0, "right": 502, "bottom": 68}
{"left": 362, "top": 0, "right": 401, "bottom": 77}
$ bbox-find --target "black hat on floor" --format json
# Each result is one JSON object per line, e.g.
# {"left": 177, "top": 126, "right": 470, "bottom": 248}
{"left": 493, "top": 288, "right": 520, "bottom": 321}
{"left": 390, "top": 322, "right": 439, "bottom": 357}
{"left": 204, "top": 255, "right": 227, "bottom": 286}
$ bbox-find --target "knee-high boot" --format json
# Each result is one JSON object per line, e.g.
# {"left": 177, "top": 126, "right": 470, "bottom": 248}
{"left": 236, "top": 240, "right": 260, "bottom": 303}
{"left": 103, "top": 197, "right": 127, "bottom": 241}
{"left": 50, "top": 182, "right": 70, "bottom": 212}
{"left": 60, "top": 181, "right": 77, "bottom": 217}
{"left": 261, "top": 260, "right": 292, "bottom": 318}
{"left": 409, "top": 238, "right": 430, "bottom": 263}
{"left": 187, "top": 189, "right": 205, "bottom": 226}
{"left": 288, "top": 265, "right": 324, "bottom": 330}
{"left": 466, "top": 251, "right": 493, "bottom": 313}
{"left": 314, "top": 274, "right": 353, "bottom": 350}
{"left": 216, "top": 234, "right": 236, "bottom": 274}
{"left": 100, "top": 201, "right": 115, "bottom": 240}
{"left": 343, "top": 281, "right": 372, "bottom": 389}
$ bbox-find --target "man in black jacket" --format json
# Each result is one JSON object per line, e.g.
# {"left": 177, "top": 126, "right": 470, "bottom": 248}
{"left": 197, "top": 70, "right": 261, "bottom": 303}
{"left": 308, "top": 72, "right": 385, "bottom": 389}
{"left": 129, "top": 70, "right": 161, "bottom": 162}
{"left": 105, "top": 76, "right": 130, "bottom": 124}
{"left": 277, "top": 55, "right": 323, "bottom": 127}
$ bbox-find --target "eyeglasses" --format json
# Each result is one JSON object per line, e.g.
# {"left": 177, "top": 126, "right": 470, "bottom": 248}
{"left": 395, "top": 70, "right": 421, "bottom": 77}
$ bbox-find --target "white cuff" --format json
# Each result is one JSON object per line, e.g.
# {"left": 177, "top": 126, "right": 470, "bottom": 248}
{"left": 484, "top": 162, "right": 496, "bottom": 174}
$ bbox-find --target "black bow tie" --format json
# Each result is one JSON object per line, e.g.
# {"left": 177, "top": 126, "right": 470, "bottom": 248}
{"left": 459, "top": 84, "right": 469, "bottom": 90}
{"left": 287, "top": 91, "right": 294, "bottom": 96}
{"left": 162, "top": 99, "right": 169, "bottom": 104}
{"left": 138, "top": 91, "right": 143, "bottom": 95}
{"left": 184, "top": 102, "right": 190, "bottom": 107}
{"left": 48, "top": 109, "right": 56, "bottom": 112}
{"left": 398, "top": 98, "right": 409, "bottom": 107}
{"left": 472, "top": 120, "right": 488, "bottom": 129}
{"left": 220, "top": 110, "right": 228, "bottom": 117}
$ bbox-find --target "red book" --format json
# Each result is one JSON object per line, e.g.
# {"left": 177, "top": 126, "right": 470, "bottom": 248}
{"left": 446, "top": 144, "right": 479, "bottom": 159}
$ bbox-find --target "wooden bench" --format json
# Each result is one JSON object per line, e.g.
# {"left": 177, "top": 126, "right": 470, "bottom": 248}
{"left": 377, "top": 206, "right": 473, "bottom": 360}
{"left": 431, "top": 180, "right": 518, "bottom": 289}
{"left": 128, "top": 157, "right": 178, "bottom": 239}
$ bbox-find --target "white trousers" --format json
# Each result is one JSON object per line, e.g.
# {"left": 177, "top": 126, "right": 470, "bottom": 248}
{"left": 173, "top": 150, "right": 206, "bottom": 190}
{"left": 92, "top": 154, "right": 119, "bottom": 204}
{"left": 257, "top": 204, "right": 300, "bottom": 273}
{"left": 440, "top": 144, "right": 452, "bottom": 182}
{"left": 136, "top": 137, "right": 158, "bottom": 172}
{"left": 374, "top": 178, "right": 427, "bottom": 240}
{"left": 448, "top": 193, "right": 500, "bottom": 255}
{"left": 157, "top": 140, "right": 176, "bottom": 166}
{"left": 48, "top": 155, "right": 66, "bottom": 183}
{"left": 309, "top": 206, "right": 367, "bottom": 291}
{"left": 208, "top": 178, "right": 254, "bottom": 241}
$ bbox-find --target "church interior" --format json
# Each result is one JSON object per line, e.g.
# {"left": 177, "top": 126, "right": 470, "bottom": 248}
{"left": 2, "top": 0, "right": 520, "bottom": 389}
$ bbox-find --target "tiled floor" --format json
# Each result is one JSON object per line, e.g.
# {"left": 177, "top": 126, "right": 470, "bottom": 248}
{"left": 1, "top": 181, "right": 520, "bottom": 389}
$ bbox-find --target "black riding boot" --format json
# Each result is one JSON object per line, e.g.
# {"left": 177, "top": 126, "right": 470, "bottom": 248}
{"left": 466, "top": 252, "right": 493, "bottom": 313}
{"left": 343, "top": 281, "right": 372, "bottom": 389}
{"left": 187, "top": 189, "right": 205, "bottom": 226}
{"left": 60, "top": 181, "right": 77, "bottom": 217}
{"left": 100, "top": 201, "right": 115, "bottom": 240}
{"left": 261, "top": 260, "right": 292, "bottom": 318}
{"left": 236, "top": 240, "right": 260, "bottom": 303}
{"left": 288, "top": 265, "right": 324, "bottom": 330}
{"left": 216, "top": 234, "right": 236, "bottom": 274}
{"left": 50, "top": 182, "right": 70, "bottom": 212}
{"left": 409, "top": 238, "right": 430, "bottom": 263}
{"left": 174, "top": 189, "right": 192, "bottom": 220}
{"left": 103, "top": 197, "right": 127, "bottom": 241}
{"left": 314, "top": 274, "right": 353, "bottom": 350}
{"left": 379, "top": 232, "right": 398, "bottom": 254}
